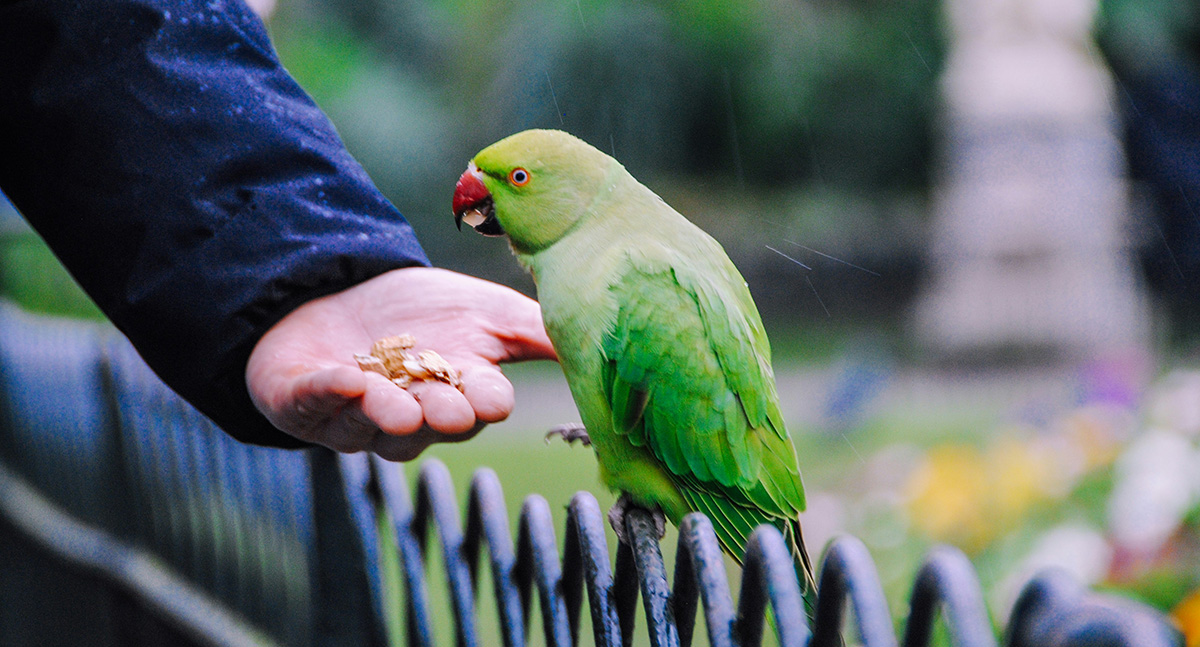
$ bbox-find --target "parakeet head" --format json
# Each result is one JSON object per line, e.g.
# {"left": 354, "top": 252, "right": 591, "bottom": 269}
{"left": 452, "top": 129, "right": 617, "bottom": 254}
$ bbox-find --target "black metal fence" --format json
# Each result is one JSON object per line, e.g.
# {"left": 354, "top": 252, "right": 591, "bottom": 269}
{"left": 0, "top": 300, "right": 1184, "bottom": 647}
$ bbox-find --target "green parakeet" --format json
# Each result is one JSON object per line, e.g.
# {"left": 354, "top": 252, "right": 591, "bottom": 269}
{"left": 452, "top": 129, "right": 814, "bottom": 590}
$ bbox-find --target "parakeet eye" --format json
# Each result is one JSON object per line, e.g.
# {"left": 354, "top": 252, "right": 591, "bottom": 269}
{"left": 509, "top": 168, "right": 531, "bottom": 186}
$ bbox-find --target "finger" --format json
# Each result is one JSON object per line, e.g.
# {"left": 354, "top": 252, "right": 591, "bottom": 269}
{"left": 318, "top": 404, "right": 379, "bottom": 454}
{"left": 407, "top": 380, "right": 476, "bottom": 434}
{"left": 248, "top": 362, "right": 363, "bottom": 424}
{"left": 461, "top": 366, "right": 515, "bottom": 423}
{"left": 249, "top": 366, "right": 366, "bottom": 446}
{"left": 361, "top": 371, "right": 425, "bottom": 436}
{"left": 370, "top": 419, "right": 487, "bottom": 462}
{"left": 286, "top": 365, "right": 367, "bottom": 416}
{"left": 371, "top": 432, "right": 427, "bottom": 462}
{"left": 492, "top": 292, "right": 558, "bottom": 362}
{"left": 291, "top": 370, "right": 392, "bottom": 453}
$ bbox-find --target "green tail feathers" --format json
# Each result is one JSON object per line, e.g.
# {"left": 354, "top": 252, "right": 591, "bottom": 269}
{"left": 786, "top": 518, "right": 818, "bottom": 620}
{"left": 681, "top": 487, "right": 817, "bottom": 621}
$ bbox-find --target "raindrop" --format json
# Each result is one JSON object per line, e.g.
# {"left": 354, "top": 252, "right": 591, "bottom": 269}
{"left": 546, "top": 72, "right": 564, "bottom": 127}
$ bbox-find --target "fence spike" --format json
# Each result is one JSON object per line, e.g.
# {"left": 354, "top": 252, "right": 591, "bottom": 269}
{"left": 740, "top": 526, "right": 811, "bottom": 647}
{"left": 1007, "top": 568, "right": 1183, "bottom": 647}
{"left": 626, "top": 507, "right": 681, "bottom": 647}
{"left": 675, "top": 514, "right": 736, "bottom": 647}
{"left": 903, "top": 545, "right": 996, "bottom": 647}
{"left": 464, "top": 468, "right": 525, "bottom": 647}
{"left": 564, "top": 491, "right": 623, "bottom": 647}
{"left": 810, "top": 535, "right": 898, "bottom": 647}
{"left": 371, "top": 455, "right": 435, "bottom": 647}
{"left": 614, "top": 533, "right": 642, "bottom": 647}
{"left": 414, "top": 459, "right": 480, "bottom": 647}
{"left": 515, "top": 494, "right": 573, "bottom": 647}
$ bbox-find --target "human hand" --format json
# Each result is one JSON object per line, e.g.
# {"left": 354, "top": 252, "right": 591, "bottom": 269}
{"left": 246, "top": 267, "right": 557, "bottom": 461}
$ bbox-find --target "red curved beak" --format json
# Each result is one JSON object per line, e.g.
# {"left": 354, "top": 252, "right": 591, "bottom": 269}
{"left": 452, "top": 163, "right": 490, "bottom": 225}
{"left": 453, "top": 162, "right": 505, "bottom": 236}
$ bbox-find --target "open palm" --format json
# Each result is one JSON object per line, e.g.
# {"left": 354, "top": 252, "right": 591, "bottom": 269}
{"left": 246, "top": 267, "right": 556, "bottom": 461}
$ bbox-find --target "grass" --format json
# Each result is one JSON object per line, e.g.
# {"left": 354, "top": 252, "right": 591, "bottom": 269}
{"left": 0, "top": 232, "right": 104, "bottom": 320}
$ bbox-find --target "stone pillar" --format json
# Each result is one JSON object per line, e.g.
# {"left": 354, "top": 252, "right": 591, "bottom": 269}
{"left": 913, "top": 0, "right": 1150, "bottom": 360}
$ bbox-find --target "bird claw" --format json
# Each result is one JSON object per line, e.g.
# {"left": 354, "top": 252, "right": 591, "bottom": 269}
{"left": 607, "top": 493, "right": 666, "bottom": 545}
{"left": 545, "top": 423, "right": 591, "bottom": 447}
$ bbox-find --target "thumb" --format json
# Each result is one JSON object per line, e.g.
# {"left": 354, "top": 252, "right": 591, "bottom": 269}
{"left": 486, "top": 286, "right": 558, "bottom": 363}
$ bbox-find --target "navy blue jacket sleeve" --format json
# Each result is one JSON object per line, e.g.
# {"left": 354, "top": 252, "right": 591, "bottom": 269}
{"left": 0, "top": 0, "right": 431, "bottom": 447}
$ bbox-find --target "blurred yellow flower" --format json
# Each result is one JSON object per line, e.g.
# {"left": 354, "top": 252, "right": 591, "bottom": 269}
{"left": 905, "top": 444, "right": 992, "bottom": 552}
{"left": 905, "top": 436, "right": 1059, "bottom": 553}
{"left": 1172, "top": 588, "right": 1200, "bottom": 647}
{"left": 992, "top": 437, "right": 1056, "bottom": 519}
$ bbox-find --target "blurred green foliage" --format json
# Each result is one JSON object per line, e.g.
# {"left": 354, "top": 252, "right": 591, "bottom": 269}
{"left": 0, "top": 231, "right": 104, "bottom": 320}
{"left": 265, "top": 0, "right": 945, "bottom": 316}
{"left": 272, "top": 0, "right": 947, "bottom": 187}
{"left": 1, "top": 0, "right": 948, "bottom": 351}
{"left": 1096, "top": 0, "right": 1198, "bottom": 67}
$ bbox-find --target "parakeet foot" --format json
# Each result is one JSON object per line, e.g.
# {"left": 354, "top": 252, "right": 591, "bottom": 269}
{"left": 606, "top": 493, "right": 666, "bottom": 545}
{"left": 544, "top": 423, "right": 591, "bottom": 447}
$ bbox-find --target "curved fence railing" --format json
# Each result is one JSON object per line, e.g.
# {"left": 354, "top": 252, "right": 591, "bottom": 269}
{"left": 0, "top": 300, "right": 1186, "bottom": 647}
{"left": 381, "top": 457, "right": 1182, "bottom": 647}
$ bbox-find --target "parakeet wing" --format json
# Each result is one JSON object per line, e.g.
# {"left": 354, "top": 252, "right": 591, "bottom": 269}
{"left": 601, "top": 253, "right": 807, "bottom": 560}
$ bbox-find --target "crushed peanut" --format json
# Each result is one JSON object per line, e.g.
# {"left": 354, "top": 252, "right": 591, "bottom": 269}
{"left": 355, "top": 334, "right": 463, "bottom": 391}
